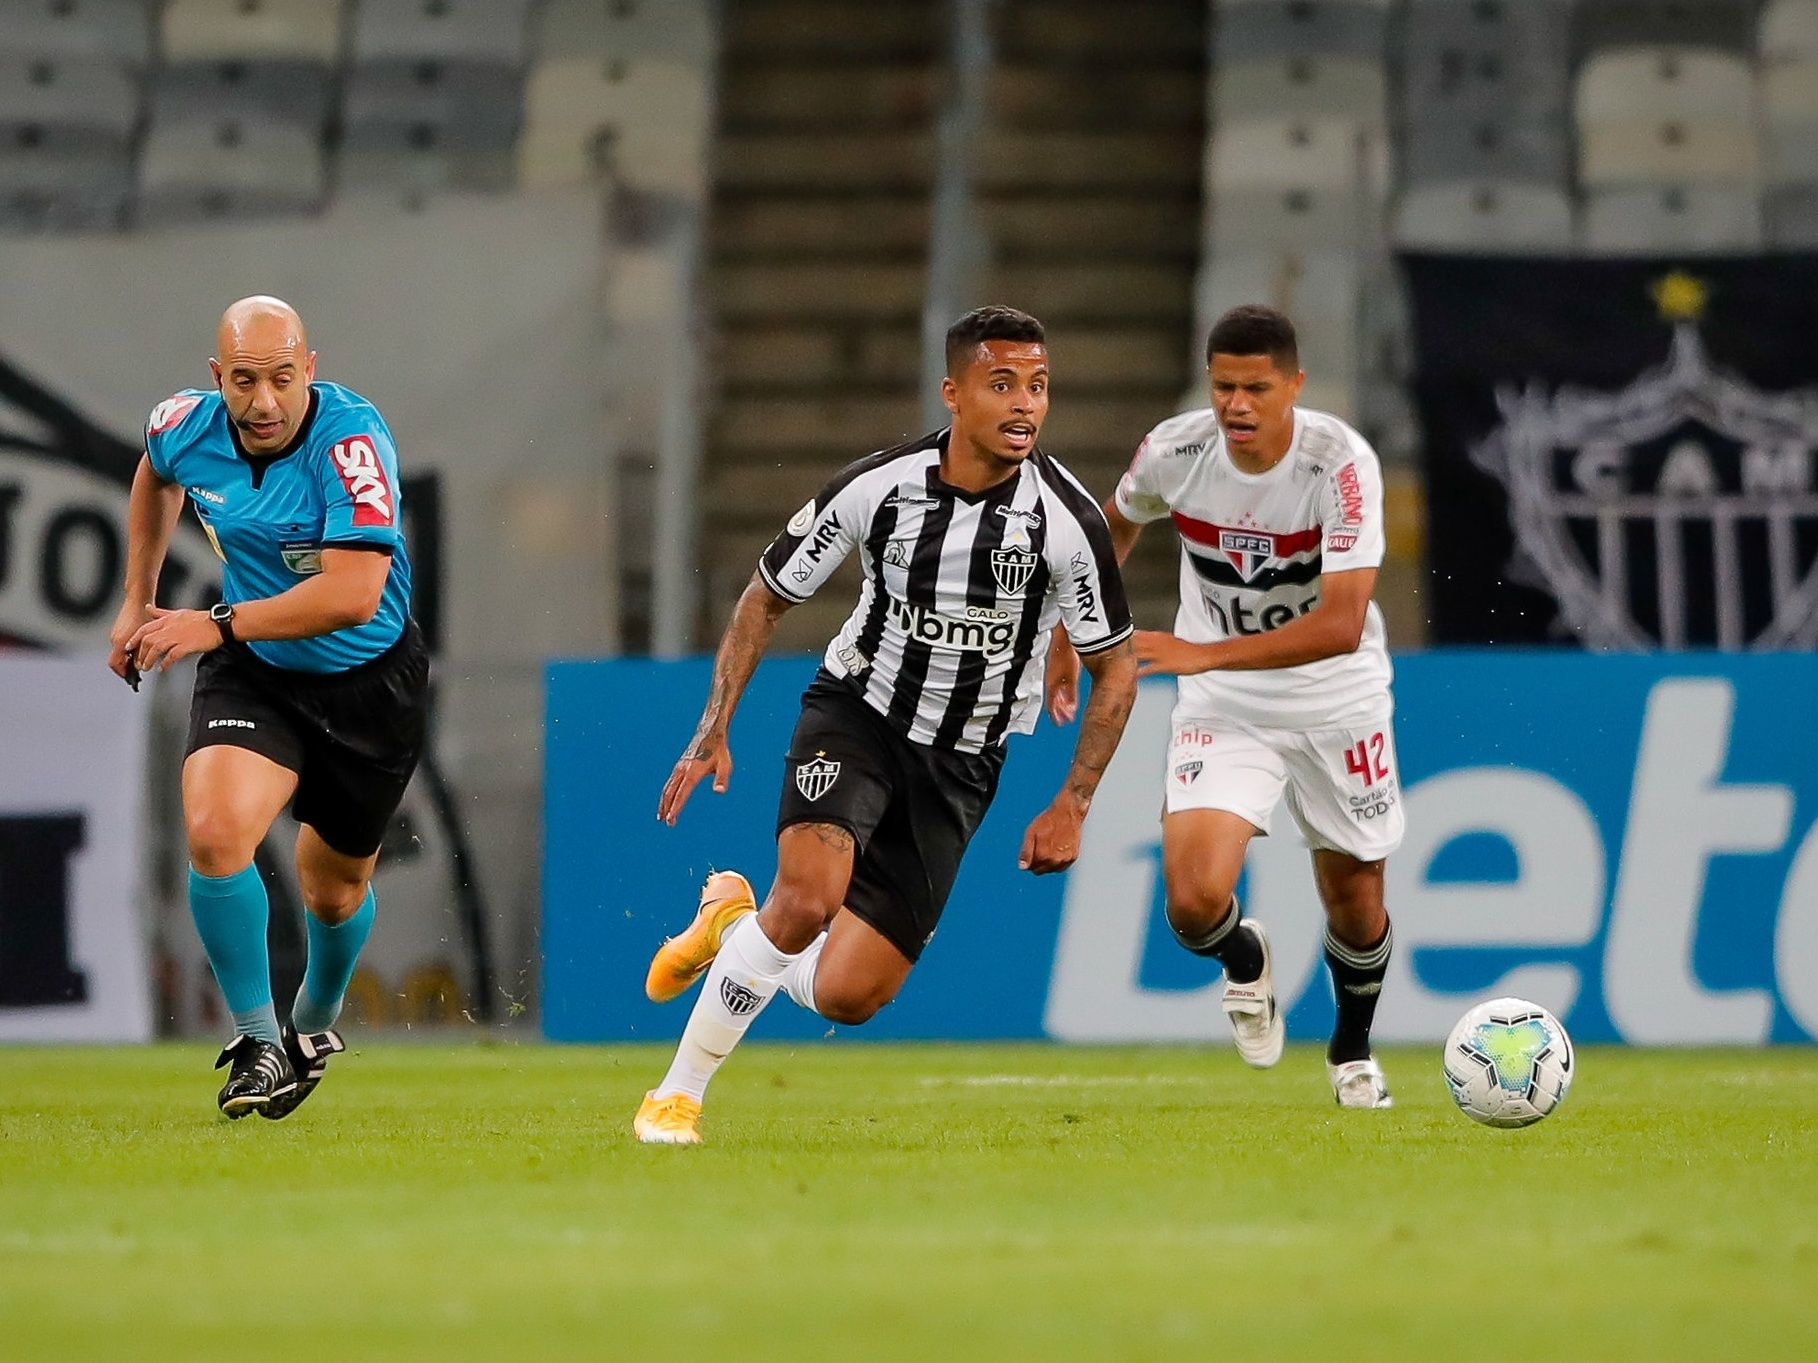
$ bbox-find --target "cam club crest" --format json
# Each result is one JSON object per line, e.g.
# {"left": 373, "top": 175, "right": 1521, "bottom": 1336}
{"left": 991, "top": 546, "right": 1038, "bottom": 596}
{"left": 795, "top": 752, "right": 840, "bottom": 802}
{"left": 1472, "top": 272, "right": 1818, "bottom": 650}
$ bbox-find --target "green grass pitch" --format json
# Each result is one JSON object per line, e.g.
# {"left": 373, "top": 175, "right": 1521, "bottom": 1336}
{"left": 3, "top": 1042, "right": 1815, "bottom": 1361}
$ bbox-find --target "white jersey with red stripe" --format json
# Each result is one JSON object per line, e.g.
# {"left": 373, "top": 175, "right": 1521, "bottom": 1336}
{"left": 1115, "top": 404, "right": 1393, "bottom": 730}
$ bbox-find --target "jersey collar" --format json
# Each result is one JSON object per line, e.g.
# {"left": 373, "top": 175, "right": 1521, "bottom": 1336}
{"left": 226, "top": 385, "right": 321, "bottom": 468}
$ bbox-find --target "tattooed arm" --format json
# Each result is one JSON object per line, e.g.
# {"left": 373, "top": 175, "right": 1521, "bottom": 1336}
{"left": 1019, "top": 637, "right": 1138, "bottom": 874}
{"left": 657, "top": 574, "right": 795, "bottom": 824}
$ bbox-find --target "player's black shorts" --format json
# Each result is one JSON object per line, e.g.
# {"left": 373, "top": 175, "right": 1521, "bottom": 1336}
{"left": 186, "top": 621, "right": 430, "bottom": 859}
{"left": 776, "top": 670, "right": 1004, "bottom": 964}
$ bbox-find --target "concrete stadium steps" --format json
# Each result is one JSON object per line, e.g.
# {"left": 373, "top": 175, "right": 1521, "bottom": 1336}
{"left": 699, "top": 0, "right": 943, "bottom": 641}
{"left": 700, "top": 0, "right": 1206, "bottom": 643}
{"left": 981, "top": 0, "right": 1208, "bottom": 630}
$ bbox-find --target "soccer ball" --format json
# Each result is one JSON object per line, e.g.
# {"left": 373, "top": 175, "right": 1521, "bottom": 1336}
{"left": 1442, "top": 997, "right": 1574, "bottom": 1128}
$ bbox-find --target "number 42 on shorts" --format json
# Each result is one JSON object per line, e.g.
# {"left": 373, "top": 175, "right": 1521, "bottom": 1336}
{"left": 1344, "top": 732, "right": 1391, "bottom": 786}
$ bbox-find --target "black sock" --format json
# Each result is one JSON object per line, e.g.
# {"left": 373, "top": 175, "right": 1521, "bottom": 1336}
{"left": 1172, "top": 896, "right": 1265, "bottom": 984}
{"left": 1325, "top": 924, "right": 1392, "bottom": 1064}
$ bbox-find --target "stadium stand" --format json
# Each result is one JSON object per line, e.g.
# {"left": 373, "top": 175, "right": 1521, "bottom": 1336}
{"left": 137, "top": 114, "right": 327, "bottom": 223}
{"left": 1575, "top": 43, "right": 1763, "bottom": 252}
{"left": 0, "top": 0, "right": 153, "bottom": 65}
{"left": 350, "top": 0, "right": 535, "bottom": 65}
{"left": 159, "top": 0, "right": 343, "bottom": 63}
{"left": 1761, "top": 0, "right": 1818, "bottom": 245}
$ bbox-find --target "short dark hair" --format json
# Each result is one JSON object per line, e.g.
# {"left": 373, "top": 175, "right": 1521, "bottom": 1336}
{"left": 945, "top": 305, "right": 1045, "bottom": 375}
{"left": 1206, "top": 304, "right": 1299, "bottom": 372}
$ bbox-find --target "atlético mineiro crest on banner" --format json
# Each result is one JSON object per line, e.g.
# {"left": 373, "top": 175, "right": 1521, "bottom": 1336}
{"left": 1472, "top": 271, "right": 1818, "bottom": 651}
{"left": 795, "top": 753, "right": 840, "bottom": 802}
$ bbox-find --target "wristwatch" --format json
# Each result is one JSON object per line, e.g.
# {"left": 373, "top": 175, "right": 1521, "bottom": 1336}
{"left": 209, "top": 601, "right": 237, "bottom": 644}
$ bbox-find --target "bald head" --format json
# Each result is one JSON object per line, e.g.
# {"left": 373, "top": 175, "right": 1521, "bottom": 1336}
{"left": 210, "top": 295, "right": 317, "bottom": 454}
{"left": 217, "top": 295, "right": 308, "bottom": 359}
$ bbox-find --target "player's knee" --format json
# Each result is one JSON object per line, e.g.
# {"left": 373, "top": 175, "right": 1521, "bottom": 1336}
{"left": 302, "top": 879, "right": 368, "bottom": 925}
{"left": 815, "top": 982, "right": 891, "bottom": 1026}
{"left": 763, "top": 874, "right": 843, "bottom": 947}
{"left": 1165, "top": 879, "right": 1238, "bottom": 938}
{"left": 184, "top": 808, "right": 260, "bottom": 877}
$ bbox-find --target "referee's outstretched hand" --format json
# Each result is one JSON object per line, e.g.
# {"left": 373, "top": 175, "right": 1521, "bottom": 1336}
{"left": 658, "top": 735, "right": 733, "bottom": 825}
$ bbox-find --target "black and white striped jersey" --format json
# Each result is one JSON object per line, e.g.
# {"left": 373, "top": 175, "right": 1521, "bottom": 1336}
{"left": 759, "top": 430, "right": 1133, "bottom": 753}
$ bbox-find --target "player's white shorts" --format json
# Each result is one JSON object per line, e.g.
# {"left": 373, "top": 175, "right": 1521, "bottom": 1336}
{"left": 1165, "top": 707, "right": 1404, "bottom": 861}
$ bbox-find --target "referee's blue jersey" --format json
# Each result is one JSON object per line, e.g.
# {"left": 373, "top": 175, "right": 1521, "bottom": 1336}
{"left": 144, "top": 382, "right": 413, "bottom": 673}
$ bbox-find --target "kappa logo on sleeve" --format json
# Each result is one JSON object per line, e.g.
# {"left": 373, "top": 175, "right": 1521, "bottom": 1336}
{"left": 147, "top": 393, "right": 202, "bottom": 437}
{"left": 330, "top": 436, "right": 394, "bottom": 527}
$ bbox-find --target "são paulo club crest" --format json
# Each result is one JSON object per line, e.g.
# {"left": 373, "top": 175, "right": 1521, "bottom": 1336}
{"left": 1471, "top": 272, "right": 1818, "bottom": 650}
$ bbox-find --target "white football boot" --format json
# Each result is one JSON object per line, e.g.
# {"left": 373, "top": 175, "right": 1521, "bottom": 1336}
{"left": 1221, "top": 919, "right": 1285, "bottom": 1068}
{"left": 1328, "top": 1056, "right": 1394, "bottom": 1109}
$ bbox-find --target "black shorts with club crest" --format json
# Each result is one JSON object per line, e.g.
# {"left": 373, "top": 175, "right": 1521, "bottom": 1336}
{"left": 185, "top": 621, "right": 430, "bottom": 859}
{"left": 776, "top": 670, "right": 1004, "bottom": 963}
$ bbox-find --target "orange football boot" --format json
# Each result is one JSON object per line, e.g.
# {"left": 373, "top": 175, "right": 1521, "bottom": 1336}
{"left": 644, "top": 870, "right": 758, "bottom": 1002}
{"left": 633, "top": 1091, "right": 704, "bottom": 1145}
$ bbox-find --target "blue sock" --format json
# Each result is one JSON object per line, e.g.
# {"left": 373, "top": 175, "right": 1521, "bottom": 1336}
{"left": 188, "top": 864, "right": 281, "bottom": 1045}
{"left": 292, "top": 888, "right": 375, "bottom": 1033}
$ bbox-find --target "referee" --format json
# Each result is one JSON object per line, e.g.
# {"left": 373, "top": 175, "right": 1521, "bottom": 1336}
{"left": 109, "top": 296, "right": 428, "bottom": 1119}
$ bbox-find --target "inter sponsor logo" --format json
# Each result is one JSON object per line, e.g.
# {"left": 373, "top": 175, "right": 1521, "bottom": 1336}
{"left": 886, "top": 598, "right": 1018, "bottom": 653}
{"left": 331, "top": 436, "right": 394, "bottom": 527}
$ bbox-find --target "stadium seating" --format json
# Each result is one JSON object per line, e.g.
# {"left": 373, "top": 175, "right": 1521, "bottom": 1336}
{"left": 160, "top": 0, "right": 342, "bottom": 63}
{"left": 519, "top": 56, "right": 710, "bottom": 196}
{"left": 1574, "top": 45, "right": 1763, "bottom": 251}
{"left": 1393, "top": 182, "right": 1575, "bottom": 251}
{"left": 0, "top": 145, "right": 133, "bottom": 231}
{"left": 137, "top": 115, "right": 326, "bottom": 222}
{"left": 1212, "top": 55, "right": 1384, "bottom": 125}
{"left": 534, "top": 0, "right": 714, "bottom": 63}
{"left": 351, "top": 0, "right": 535, "bottom": 66}
{"left": 0, "top": 56, "right": 141, "bottom": 155}
{"left": 1400, "top": 0, "right": 1572, "bottom": 124}
{"left": 1575, "top": 0, "right": 1758, "bottom": 54}
{"left": 1581, "top": 183, "right": 1764, "bottom": 252}
{"left": 0, "top": 0, "right": 152, "bottom": 66}
{"left": 152, "top": 61, "right": 335, "bottom": 129}
{"left": 1214, "top": 0, "right": 1388, "bottom": 64}
{"left": 1766, "top": 183, "right": 1818, "bottom": 245}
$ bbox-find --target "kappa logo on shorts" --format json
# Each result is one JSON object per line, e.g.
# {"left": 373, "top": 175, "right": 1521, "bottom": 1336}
{"left": 1173, "top": 760, "right": 1203, "bottom": 786}
{"left": 207, "top": 718, "right": 256, "bottom": 729}
{"left": 720, "top": 977, "right": 762, "bottom": 1017}
{"left": 795, "top": 753, "right": 840, "bottom": 802}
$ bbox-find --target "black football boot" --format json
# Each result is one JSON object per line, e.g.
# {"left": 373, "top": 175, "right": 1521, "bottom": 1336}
{"left": 214, "top": 1034, "right": 298, "bottom": 1118}
{"left": 261, "top": 1025, "right": 346, "bottom": 1120}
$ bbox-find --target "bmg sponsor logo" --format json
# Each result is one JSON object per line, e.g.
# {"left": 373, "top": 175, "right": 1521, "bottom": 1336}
{"left": 886, "top": 598, "right": 1017, "bottom": 653}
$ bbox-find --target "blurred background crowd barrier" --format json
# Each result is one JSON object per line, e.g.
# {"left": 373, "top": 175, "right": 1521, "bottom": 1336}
{"left": 2, "top": 0, "right": 1816, "bottom": 1042}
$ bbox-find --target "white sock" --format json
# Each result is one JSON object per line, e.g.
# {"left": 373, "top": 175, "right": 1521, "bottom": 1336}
{"left": 653, "top": 915, "right": 796, "bottom": 1103}
{"left": 779, "top": 932, "right": 826, "bottom": 1013}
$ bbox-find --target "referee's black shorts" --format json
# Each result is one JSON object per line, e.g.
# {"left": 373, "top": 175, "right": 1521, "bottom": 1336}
{"left": 185, "top": 621, "right": 431, "bottom": 859}
{"left": 775, "top": 670, "right": 1004, "bottom": 964}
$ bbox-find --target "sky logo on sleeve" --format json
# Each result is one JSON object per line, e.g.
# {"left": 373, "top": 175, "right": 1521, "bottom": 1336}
{"left": 331, "top": 436, "right": 394, "bottom": 527}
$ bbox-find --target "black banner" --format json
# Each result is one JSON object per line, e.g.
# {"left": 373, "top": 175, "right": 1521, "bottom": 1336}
{"left": 1405, "top": 255, "right": 1818, "bottom": 648}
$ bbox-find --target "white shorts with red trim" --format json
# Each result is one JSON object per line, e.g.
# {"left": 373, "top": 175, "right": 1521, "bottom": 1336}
{"left": 1164, "top": 704, "right": 1404, "bottom": 861}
